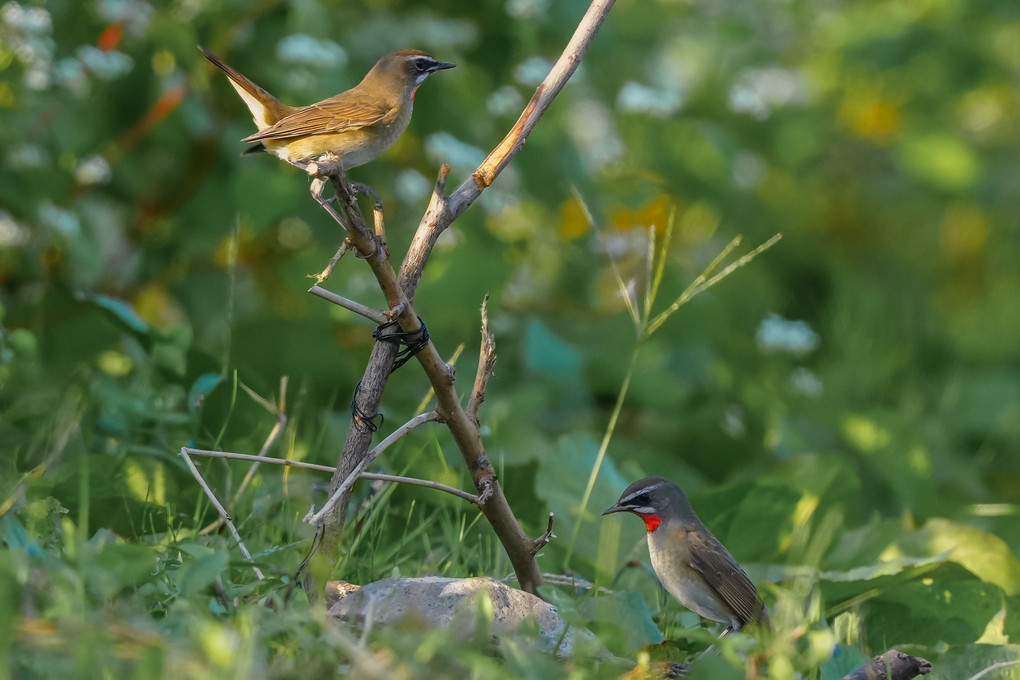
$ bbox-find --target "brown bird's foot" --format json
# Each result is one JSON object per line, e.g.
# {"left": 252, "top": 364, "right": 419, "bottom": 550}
{"left": 353, "top": 235, "right": 386, "bottom": 260}
{"left": 305, "top": 152, "right": 343, "bottom": 176}
{"left": 350, "top": 238, "right": 385, "bottom": 263}
{"left": 350, "top": 181, "right": 382, "bottom": 206}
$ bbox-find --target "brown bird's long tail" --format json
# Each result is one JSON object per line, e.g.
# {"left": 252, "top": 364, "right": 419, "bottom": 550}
{"left": 198, "top": 45, "right": 295, "bottom": 130}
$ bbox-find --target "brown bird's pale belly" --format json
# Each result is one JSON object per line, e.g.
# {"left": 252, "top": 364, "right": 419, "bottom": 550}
{"left": 263, "top": 109, "right": 412, "bottom": 168}
{"left": 648, "top": 527, "right": 739, "bottom": 626}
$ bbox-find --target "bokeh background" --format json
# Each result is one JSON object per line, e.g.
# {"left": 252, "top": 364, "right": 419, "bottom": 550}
{"left": 2, "top": 0, "right": 1020, "bottom": 677}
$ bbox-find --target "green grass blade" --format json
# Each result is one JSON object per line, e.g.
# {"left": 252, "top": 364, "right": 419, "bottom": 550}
{"left": 645, "top": 233, "right": 781, "bottom": 338}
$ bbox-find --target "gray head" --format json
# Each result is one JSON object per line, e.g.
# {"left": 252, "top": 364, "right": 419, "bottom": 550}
{"left": 602, "top": 476, "right": 702, "bottom": 529}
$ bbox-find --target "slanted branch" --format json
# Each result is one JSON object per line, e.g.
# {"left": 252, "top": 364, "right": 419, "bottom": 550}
{"left": 303, "top": 0, "right": 619, "bottom": 596}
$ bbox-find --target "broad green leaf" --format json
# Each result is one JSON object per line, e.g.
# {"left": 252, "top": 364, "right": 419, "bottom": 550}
{"left": 684, "top": 653, "right": 746, "bottom": 680}
{"left": 819, "top": 554, "right": 946, "bottom": 604}
{"left": 534, "top": 432, "right": 630, "bottom": 574}
{"left": 524, "top": 320, "right": 582, "bottom": 375}
{"left": 82, "top": 294, "right": 152, "bottom": 335}
{"left": 927, "top": 644, "right": 1020, "bottom": 680}
{"left": 87, "top": 543, "right": 156, "bottom": 599}
{"left": 693, "top": 479, "right": 804, "bottom": 562}
{"left": 178, "top": 551, "right": 229, "bottom": 597}
{"left": 896, "top": 519, "right": 1020, "bottom": 595}
{"left": 188, "top": 373, "right": 225, "bottom": 415}
{"left": 580, "top": 589, "right": 664, "bottom": 654}
{"left": 820, "top": 645, "right": 871, "bottom": 680}
{"left": 863, "top": 567, "right": 1004, "bottom": 648}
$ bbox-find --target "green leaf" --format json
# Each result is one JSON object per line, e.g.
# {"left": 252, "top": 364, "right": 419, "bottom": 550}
{"left": 178, "top": 551, "right": 228, "bottom": 597}
{"left": 580, "top": 589, "right": 664, "bottom": 654}
{"left": 897, "top": 519, "right": 1020, "bottom": 595}
{"left": 82, "top": 293, "right": 152, "bottom": 335}
{"left": 896, "top": 132, "right": 981, "bottom": 191}
{"left": 188, "top": 373, "right": 225, "bottom": 415}
{"left": 820, "top": 554, "right": 946, "bottom": 605}
{"left": 927, "top": 644, "right": 1020, "bottom": 680}
{"left": 87, "top": 543, "right": 156, "bottom": 599}
{"left": 821, "top": 645, "right": 871, "bottom": 680}
{"left": 684, "top": 653, "right": 746, "bottom": 680}
{"left": 693, "top": 479, "right": 804, "bottom": 562}
{"left": 524, "top": 321, "right": 581, "bottom": 375}
{"left": 534, "top": 432, "right": 630, "bottom": 574}
{"left": 863, "top": 565, "right": 1004, "bottom": 648}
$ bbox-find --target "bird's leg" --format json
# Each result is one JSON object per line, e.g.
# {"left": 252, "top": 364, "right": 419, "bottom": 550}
{"left": 693, "top": 626, "right": 733, "bottom": 662}
{"left": 309, "top": 177, "right": 349, "bottom": 230}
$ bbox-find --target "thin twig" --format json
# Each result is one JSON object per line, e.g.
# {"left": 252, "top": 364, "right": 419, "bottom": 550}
{"left": 304, "top": 411, "right": 440, "bottom": 526}
{"left": 306, "top": 0, "right": 619, "bottom": 595}
{"left": 308, "top": 285, "right": 388, "bottom": 324}
{"left": 531, "top": 513, "right": 556, "bottom": 555}
{"left": 448, "top": 0, "right": 618, "bottom": 218}
{"left": 467, "top": 294, "right": 497, "bottom": 422}
{"left": 199, "top": 378, "right": 288, "bottom": 536}
{"left": 179, "top": 447, "right": 265, "bottom": 580}
{"left": 315, "top": 239, "right": 354, "bottom": 283}
{"left": 967, "top": 659, "right": 1020, "bottom": 680}
{"left": 184, "top": 448, "right": 478, "bottom": 504}
{"left": 234, "top": 376, "right": 288, "bottom": 501}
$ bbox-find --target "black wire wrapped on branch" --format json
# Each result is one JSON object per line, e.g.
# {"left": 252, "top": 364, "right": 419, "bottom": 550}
{"left": 350, "top": 380, "right": 384, "bottom": 432}
{"left": 373, "top": 317, "right": 430, "bottom": 372}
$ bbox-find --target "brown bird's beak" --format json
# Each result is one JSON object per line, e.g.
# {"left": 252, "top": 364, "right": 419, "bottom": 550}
{"left": 601, "top": 502, "right": 624, "bottom": 516}
{"left": 431, "top": 61, "right": 456, "bottom": 72}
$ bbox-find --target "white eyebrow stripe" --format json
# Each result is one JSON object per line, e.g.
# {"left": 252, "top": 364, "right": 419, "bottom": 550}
{"left": 621, "top": 484, "right": 660, "bottom": 504}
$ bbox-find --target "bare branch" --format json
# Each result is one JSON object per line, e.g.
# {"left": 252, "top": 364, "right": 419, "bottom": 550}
{"left": 234, "top": 376, "right": 288, "bottom": 501}
{"left": 467, "top": 294, "right": 497, "bottom": 422}
{"left": 359, "top": 472, "right": 479, "bottom": 505}
{"left": 967, "top": 660, "right": 1020, "bottom": 680}
{"left": 398, "top": 0, "right": 618, "bottom": 296}
{"left": 308, "top": 286, "right": 388, "bottom": 324}
{"left": 305, "top": 411, "right": 440, "bottom": 526}
{"left": 842, "top": 649, "right": 932, "bottom": 680}
{"left": 306, "top": 0, "right": 619, "bottom": 595}
{"left": 179, "top": 447, "right": 265, "bottom": 580}
{"left": 448, "top": 0, "right": 617, "bottom": 218}
{"left": 314, "top": 239, "right": 354, "bottom": 283}
{"left": 184, "top": 448, "right": 478, "bottom": 505}
{"left": 531, "top": 513, "right": 556, "bottom": 555}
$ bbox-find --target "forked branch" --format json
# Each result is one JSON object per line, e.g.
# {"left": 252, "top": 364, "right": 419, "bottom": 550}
{"left": 309, "top": 0, "right": 618, "bottom": 595}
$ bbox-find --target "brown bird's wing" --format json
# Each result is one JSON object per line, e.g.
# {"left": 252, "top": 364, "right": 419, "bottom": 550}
{"left": 199, "top": 46, "right": 295, "bottom": 128}
{"left": 241, "top": 92, "right": 395, "bottom": 143}
{"left": 688, "top": 531, "right": 766, "bottom": 628}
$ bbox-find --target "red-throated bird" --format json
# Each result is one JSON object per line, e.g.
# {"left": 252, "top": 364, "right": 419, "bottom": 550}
{"left": 603, "top": 476, "right": 767, "bottom": 634}
{"left": 199, "top": 46, "right": 454, "bottom": 169}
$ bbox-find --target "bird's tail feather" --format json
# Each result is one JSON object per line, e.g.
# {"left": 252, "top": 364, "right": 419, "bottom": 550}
{"left": 198, "top": 45, "right": 294, "bottom": 129}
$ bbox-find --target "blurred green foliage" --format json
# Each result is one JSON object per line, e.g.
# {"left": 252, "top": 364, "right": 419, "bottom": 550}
{"left": 2, "top": 0, "right": 1020, "bottom": 677}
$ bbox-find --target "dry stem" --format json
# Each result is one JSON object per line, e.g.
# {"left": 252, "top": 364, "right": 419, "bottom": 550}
{"left": 310, "top": 0, "right": 618, "bottom": 595}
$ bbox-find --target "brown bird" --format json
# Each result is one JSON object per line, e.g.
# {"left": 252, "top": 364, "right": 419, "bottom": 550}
{"left": 199, "top": 46, "right": 454, "bottom": 170}
{"left": 603, "top": 476, "right": 767, "bottom": 635}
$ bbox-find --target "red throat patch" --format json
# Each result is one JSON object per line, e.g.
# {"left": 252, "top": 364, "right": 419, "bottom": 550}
{"left": 636, "top": 513, "right": 662, "bottom": 532}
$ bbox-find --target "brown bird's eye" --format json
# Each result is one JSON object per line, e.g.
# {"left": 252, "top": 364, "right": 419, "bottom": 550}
{"left": 415, "top": 59, "right": 430, "bottom": 73}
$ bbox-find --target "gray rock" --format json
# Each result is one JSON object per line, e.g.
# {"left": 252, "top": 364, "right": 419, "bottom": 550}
{"left": 327, "top": 576, "right": 601, "bottom": 658}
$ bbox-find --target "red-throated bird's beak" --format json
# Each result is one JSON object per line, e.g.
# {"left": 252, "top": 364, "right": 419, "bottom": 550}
{"left": 601, "top": 503, "right": 625, "bottom": 516}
